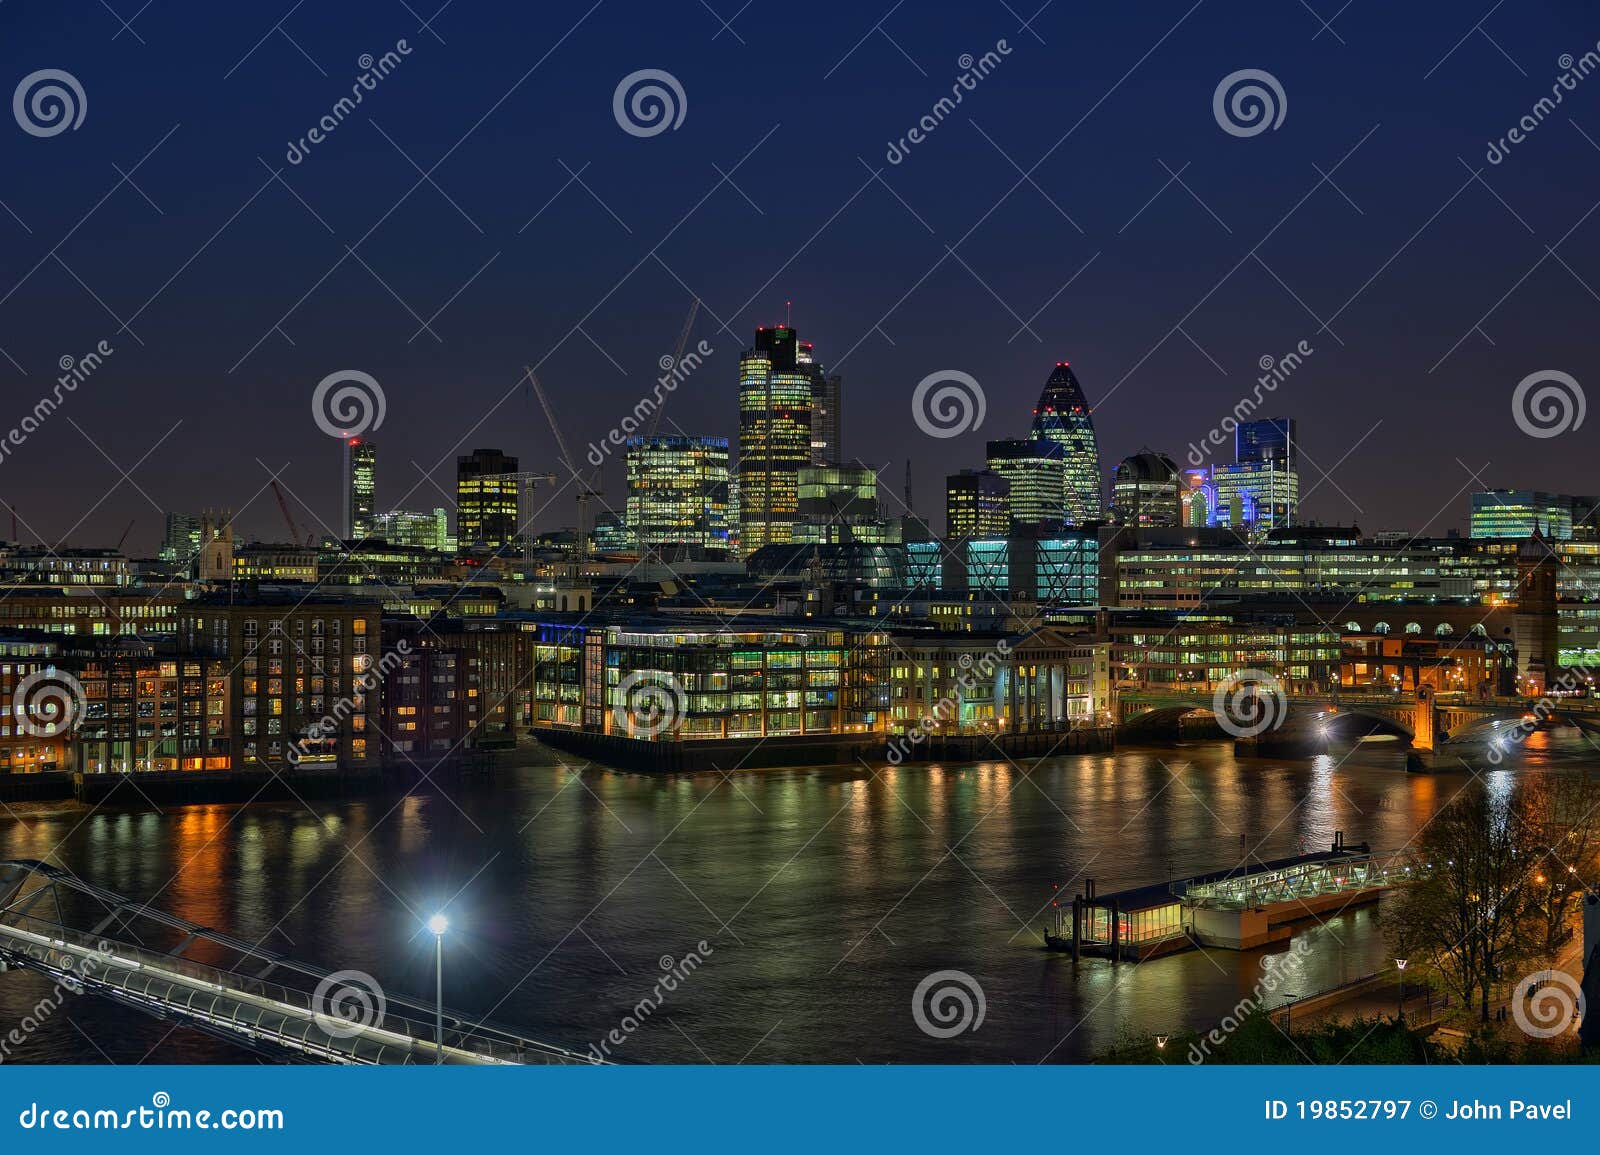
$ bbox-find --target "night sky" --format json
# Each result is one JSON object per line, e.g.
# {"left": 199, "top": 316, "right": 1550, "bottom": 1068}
{"left": 2, "top": 1, "right": 1597, "bottom": 555}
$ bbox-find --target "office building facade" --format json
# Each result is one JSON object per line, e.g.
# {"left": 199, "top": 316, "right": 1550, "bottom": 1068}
{"left": 1029, "top": 362, "right": 1102, "bottom": 524}
{"left": 946, "top": 469, "right": 1011, "bottom": 541}
{"left": 738, "top": 326, "right": 817, "bottom": 556}
{"left": 456, "top": 448, "right": 520, "bottom": 551}
{"left": 1112, "top": 451, "right": 1182, "bottom": 528}
{"left": 625, "top": 435, "right": 731, "bottom": 552}
{"left": 344, "top": 437, "right": 377, "bottom": 540}
{"left": 985, "top": 439, "right": 1065, "bottom": 529}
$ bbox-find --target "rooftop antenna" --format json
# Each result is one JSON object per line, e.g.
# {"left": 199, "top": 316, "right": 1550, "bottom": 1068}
{"left": 903, "top": 460, "right": 913, "bottom": 515}
{"left": 785, "top": 299, "right": 791, "bottom": 327}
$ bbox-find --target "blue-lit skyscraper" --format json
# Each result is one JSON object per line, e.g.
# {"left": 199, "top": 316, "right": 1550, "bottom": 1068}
{"left": 1029, "top": 362, "right": 1102, "bottom": 525}
{"left": 1236, "top": 417, "right": 1297, "bottom": 466}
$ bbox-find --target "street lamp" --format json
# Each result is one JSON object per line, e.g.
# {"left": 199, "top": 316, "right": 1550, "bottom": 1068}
{"left": 1395, "top": 958, "right": 1408, "bottom": 1023}
{"left": 428, "top": 914, "right": 449, "bottom": 1064}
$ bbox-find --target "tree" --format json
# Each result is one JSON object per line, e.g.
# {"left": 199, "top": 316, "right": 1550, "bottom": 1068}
{"left": 1519, "top": 771, "right": 1600, "bottom": 957}
{"left": 1384, "top": 780, "right": 1541, "bottom": 1020}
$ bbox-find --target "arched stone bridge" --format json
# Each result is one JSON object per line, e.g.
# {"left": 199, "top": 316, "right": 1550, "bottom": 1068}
{"left": 1116, "top": 689, "right": 1600, "bottom": 752}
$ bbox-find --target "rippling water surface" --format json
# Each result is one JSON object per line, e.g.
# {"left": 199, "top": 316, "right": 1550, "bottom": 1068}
{"left": 0, "top": 731, "right": 1585, "bottom": 1064}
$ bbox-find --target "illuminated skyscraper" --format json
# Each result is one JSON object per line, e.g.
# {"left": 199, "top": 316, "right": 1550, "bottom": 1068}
{"left": 1029, "top": 362, "right": 1102, "bottom": 524}
{"left": 986, "top": 439, "right": 1065, "bottom": 529}
{"left": 456, "top": 448, "right": 519, "bottom": 550}
{"left": 1471, "top": 490, "right": 1575, "bottom": 540}
{"left": 1210, "top": 417, "right": 1299, "bottom": 539}
{"left": 794, "top": 462, "right": 883, "bottom": 544}
{"left": 369, "top": 508, "right": 452, "bottom": 551}
{"left": 738, "top": 325, "right": 816, "bottom": 556}
{"left": 625, "top": 435, "right": 731, "bottom": 552}
{"left": 946, "top": 469, "right": 1011, "bottom": 541}
{"left": 344, "top": 438, "right": 376, "bottom": 540}
{"left": 811, "top": 372, "right": 842, "bottom": 464}
{"left": 1112, "top": 451, "right": 1182, "bottom": 528}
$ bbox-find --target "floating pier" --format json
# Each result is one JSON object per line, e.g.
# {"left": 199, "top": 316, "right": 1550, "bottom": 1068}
{"left": 1046, "top": 832, "right": 1387, "bottom": 961}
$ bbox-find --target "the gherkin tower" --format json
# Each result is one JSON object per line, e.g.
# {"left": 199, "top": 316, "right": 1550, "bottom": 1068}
{"left": 1029, "top": 362, "right": 1102, "bottom": 524}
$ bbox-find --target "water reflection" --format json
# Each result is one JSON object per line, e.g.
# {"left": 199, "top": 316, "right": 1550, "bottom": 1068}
{"left": 0, "top": 735, "right": 1585, "bottom": 1064}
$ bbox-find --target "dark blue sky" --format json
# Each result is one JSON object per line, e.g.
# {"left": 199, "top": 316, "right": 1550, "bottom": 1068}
{"left": 2, "top": 1, "right": 1597, "bottom": 553}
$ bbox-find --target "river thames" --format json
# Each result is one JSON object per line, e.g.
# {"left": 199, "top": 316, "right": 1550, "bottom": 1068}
{"left": 0, "top": 734, "right": 1577, "bottom": 1064}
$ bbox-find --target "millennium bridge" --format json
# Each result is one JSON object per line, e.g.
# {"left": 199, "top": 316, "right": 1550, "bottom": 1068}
{"left": 0, "top": 859, "right": 598, "bottom": 1065}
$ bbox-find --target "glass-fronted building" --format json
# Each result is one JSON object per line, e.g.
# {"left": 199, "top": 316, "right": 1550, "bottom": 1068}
{"left": 738, "top": 326, "right": 817, "bottom": 556}
{"left": 456, "top": 448, "right": 520, "bottom": 550}
{"left": 1112, "top": 451, "right": 1181, "bottom": 528}
{"left": 1211, "top": 459, "right": 1299, "bottom": 540}
{"left": 344, "top": 437, "right": 377, "bottom": 540}
{"left": 945, "top": 469, "right": 1010, "bottom": 541}
{"left": 1470, "top": 489, "right": 1576, "bottom": 540}
{"left": 985, "top": 439, "right": 1065, "bottom": 529}
{"left": 1029, "top": 362, "right": 1102, "bottom": 524}
{"left": 624, "top": 435, "right": 731, "bottom": 552}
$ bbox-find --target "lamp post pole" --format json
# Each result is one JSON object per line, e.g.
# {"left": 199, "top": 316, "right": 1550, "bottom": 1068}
{"left": 1395, "top": 958, "right": 1408, "bottom": 1024}
{"left": 428, "top": 914, "right": 449, "bottom": 1064}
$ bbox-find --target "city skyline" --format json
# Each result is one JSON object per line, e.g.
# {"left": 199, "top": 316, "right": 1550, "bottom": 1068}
{"left": 4, "top": 1, "right": 1600, "bottom": 1082}
{"left": 3, "top": 4, "right": 1599, "bottom": 555}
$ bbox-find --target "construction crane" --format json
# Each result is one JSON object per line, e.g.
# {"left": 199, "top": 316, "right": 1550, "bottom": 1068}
{"left": 114, "top": 519, "right": 135, "bottom": 553}
{"left": 644, "top": 297, "right": 701, "bottom": 439}
{"left": 270, "top": 480, "right": 316, "bottom": 547}
{"left": 525, "top": 366, "right": 601, "bottom": 570}
{"left": 489, "top": 469, "right": 557, "bottom": 554}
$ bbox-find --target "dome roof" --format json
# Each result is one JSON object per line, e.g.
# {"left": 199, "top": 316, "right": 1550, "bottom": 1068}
{"left": 1116, "top": 450, "right": 1178, "bottom": 482}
